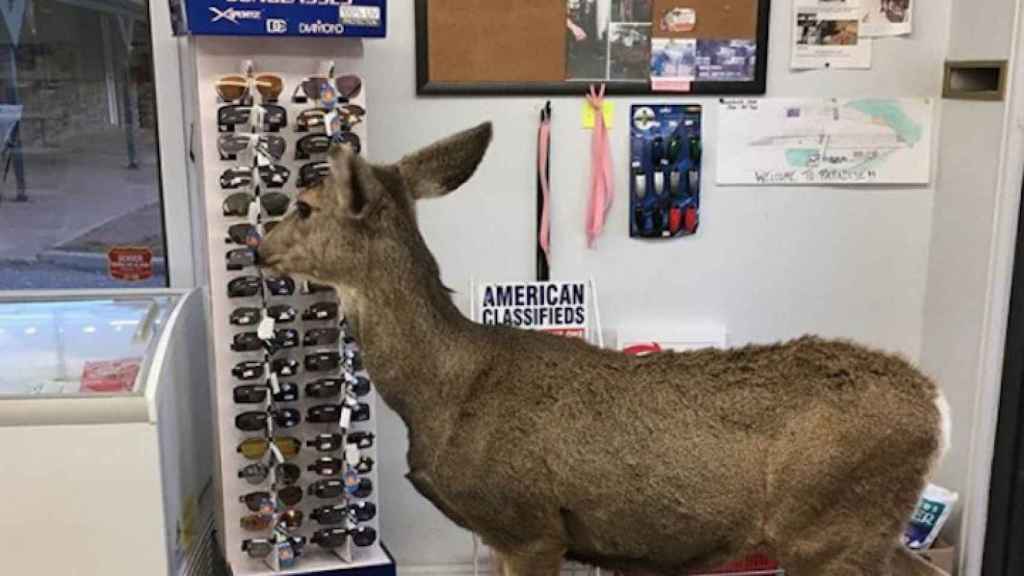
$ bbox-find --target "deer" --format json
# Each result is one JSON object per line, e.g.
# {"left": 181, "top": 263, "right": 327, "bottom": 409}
{"left": 259, "top": 123, "right": 952, "bottom": 576}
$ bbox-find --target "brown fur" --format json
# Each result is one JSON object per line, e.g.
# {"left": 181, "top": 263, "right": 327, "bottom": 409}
{"left": 260, "top": 123, "right": 946, "bottom": 576}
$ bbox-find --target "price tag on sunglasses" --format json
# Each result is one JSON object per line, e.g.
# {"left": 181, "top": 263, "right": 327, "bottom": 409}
{"left": 258, "top": 313, "right": 276, "bottom": 341}
{"left": 323, "top": 109, "right": 340, "bottom": 138}
{"left": 270, "top": 441, "right": 285, "bottom": 465}
{"left": 345, "top": 443, "right": 360, "bottom": 467}
{"left": 339, "top": 404, "right": 352, "bottom": 431}
{"left": 248, "top": 196, "right": 262, "bottom": 226}
{"left": 249, "top": 104, "right": 265, "bottom": 131}
{"left": 269, "top": 372, "right": 282, "bottom": 396}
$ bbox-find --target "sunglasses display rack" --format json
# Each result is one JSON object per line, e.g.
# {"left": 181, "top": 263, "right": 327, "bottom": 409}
{"left": 192, "top": 46, "right": 389, "bottom": 576}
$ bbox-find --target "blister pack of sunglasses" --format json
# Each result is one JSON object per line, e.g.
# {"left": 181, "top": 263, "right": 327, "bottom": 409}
{"left": 629, "top": 105, "right": 703, "bottom": 239}
{"left": 200, "top": 58, "right": 382, "bottom": 574}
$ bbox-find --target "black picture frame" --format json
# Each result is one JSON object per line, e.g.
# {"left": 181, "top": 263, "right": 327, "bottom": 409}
{"left": 416, "top": 0, "right": 771, "bottom": 96}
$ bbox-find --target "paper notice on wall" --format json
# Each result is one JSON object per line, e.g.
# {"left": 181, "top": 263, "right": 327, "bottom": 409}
{"left": 860, "top": 0, "right": 912, "bottom": 37}
{"left": 716, "top": 98, "right": 933, "bottom": 186}
{"left": 650, "top": 38, "right": 695, "bottom": 91}
{"left": 791, "top": 0, "right": 872, "bottom": 69}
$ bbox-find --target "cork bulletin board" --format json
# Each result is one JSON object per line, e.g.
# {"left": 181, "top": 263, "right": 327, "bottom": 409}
{"left": 416, "top": 0, "right": 772, "bottom": 96}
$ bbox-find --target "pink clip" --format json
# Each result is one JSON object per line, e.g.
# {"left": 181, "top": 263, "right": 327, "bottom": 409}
{"left": 585, "top": 84, "right": 613, "bottom": 249}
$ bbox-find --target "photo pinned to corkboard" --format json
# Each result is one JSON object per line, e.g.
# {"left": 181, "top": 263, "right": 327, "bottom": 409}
{"left": 415, "top": 0, "right": 772, "bottom": 96}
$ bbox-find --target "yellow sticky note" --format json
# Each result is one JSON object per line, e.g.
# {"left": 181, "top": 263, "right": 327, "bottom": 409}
{"left": 582, "top": 101, "right": 615, "bottom": 129}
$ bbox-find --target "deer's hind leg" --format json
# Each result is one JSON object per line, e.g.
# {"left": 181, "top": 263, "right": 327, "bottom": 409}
{"left": 493, "top": 542, "right": 565, "bottom": 576}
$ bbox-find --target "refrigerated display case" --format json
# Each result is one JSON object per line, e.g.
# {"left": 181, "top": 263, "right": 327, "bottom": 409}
{"left": 0, "top": 289, "right": 216, "bottom": 576}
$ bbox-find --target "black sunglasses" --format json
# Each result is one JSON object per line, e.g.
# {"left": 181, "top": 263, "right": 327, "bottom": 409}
{"left": 311, "top": 527, "right": 348, "bottom": 550}
{"left": 258, "top": 164, "right": 291, "bottom": 189}
{"left": 310, "top": 504, "right": 349, "bottom": 526}
{"left": 297, "top": 161, "right": 330, "bottom": 188}
{"left": 242, "top": 536, "right": 305, "bottom": 560}
{"left": 231, "top": 331, "right": 266, "bottom": 353}
{"left": 305, "top": 378, "right": 343, "bottom": 400}
{"left": 232, "top": 360, "right": 265, "bottom": 381}
{"left": 308, "top": 479, "right": 345, "bottom": 499}
{"left": 304, "top": 328, "right": 340, "bottom": 347}
{"left": 226, "top": 248, "right": 258, "bottom": 271}
{"left": 275, "top": 463, "right": 302, "bottom": 486}
{"left": 261, "top": 192, "right": 291, "bottom": 216}
{"left": 240, "top": 491, "right": 274, "bottom": 513}
{"left": 277, "top": 485, "right": 303, "bottom": 507}
{"left": 235, "top": 409, "right": 301, "bottom": 432}
{"left": 228, "top": 276, "right": 262, "bottom": 299}
{"left": 352, "top": 402, "right": 371, "bottom": 422}
{"left": 307, "top": 433, "right": 344, "bottom": 453}
{"left": 218, "top": 133, "right": 286, "bottom": 161}
{"left": 223, "top": 192, "right": 254, "bottom": 218}
{"left": 234, "top": 384, "right": 268, "bottom": 405}
{"left": 266, "top": 304, "right": 297, "bottom": 323}
{"left": 271, "top": 382, "right": 300, "bottom": 403}
{"left": 352, "top": 456, "right": 375, "bottom": 475}
{"left": 271, "top": 358, "right": 300, "bottom": 377}
{"left": 303, "top": 302, "right": 339, "bottom": 321}
{"left": 349, "top": 375, "right": 371, "bottom": 397}
{"left": 238, "top": 462, "right": 271, "bottom": 485}
{"left": 348, "top": 477, "right": 373, "bottom": 499}
{"left": 349, "top": 501, "right": 377, "bottom": 523}
{"left": 265, "top": 276, "right": 296, "bottom": 297}
{"left": 347, "top": 431, "right": 375, "bottom": 450}
{"left": 274, "top": 329, "right": 300, "bottom": 350}
{"left": 307, "top": 457, "right": 345, "bottom": 477}
{"left": 217, "top": 104, "right": 287, "bottom": 132}
{"left": 350, "top": 526, "right": 378, "bottom": 547}
{"left": 230, "top": 307, "right": 261, "bottom": 326}
{"left": 226, "top": 224, "right": 260, "bottom": 247}
{"left": 307, "top": 404, "right": 342, "bottom": 424}
{"left": 295, "top": 133, "right": 331, "bottom": 160}
{"left": 221, "top": 167, "right": 255, "bottom": 191}
{"left": 305, "top": 352, "right": 341, "bottom": 373}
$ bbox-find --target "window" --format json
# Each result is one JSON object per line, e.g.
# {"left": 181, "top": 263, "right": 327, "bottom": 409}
{"left": 0, "top": 0, "right": 168, "bottom": 289}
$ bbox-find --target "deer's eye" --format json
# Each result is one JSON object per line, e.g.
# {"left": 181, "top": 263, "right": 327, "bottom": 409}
{"left": 296, "top": 201, "right": 313, "bottom": 220}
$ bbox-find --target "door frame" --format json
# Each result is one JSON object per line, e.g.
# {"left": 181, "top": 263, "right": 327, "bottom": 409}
{"left": 964, "top": 0, "right": 1024, "bottom": 573}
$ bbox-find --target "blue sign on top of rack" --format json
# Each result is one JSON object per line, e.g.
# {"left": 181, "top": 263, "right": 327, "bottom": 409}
{"left": 170, "top": 0, "right": 386, "bottom": 37}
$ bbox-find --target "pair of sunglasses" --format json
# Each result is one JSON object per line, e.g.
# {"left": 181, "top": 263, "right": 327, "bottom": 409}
{"left": 305, "top": 378, "right": 344, "bottom": 400}
{"left": 304, "top": 327, "right": 341, "bottom": 347}
{"left": 347, "top": 477, "right": 374, "bottom": 499}
{"left": 303, "top": 302, "right": 339, "bottom": 321}
{"left": 228, "top": 276, "right": 262, "bottom": 298}
{"left": 308, "top": 501, "right": 376, "bottom": 526}
{"left": 292, "top": 74, "right": 362, "bottom": 103}
{"left": 305, "top": 352, "right": 341, "bottom": 373}
{"left": 221, "top": 167, "right": 293, "bottom": 193}
{"left": 237, "top": 437, "right": 302, "bottom": 460}
{"left": 231, "top": 331, "right": 269, "bottom": 353}
{"left": 242, "top": 509, "right": 303, "bottom": 532}
{"left": 232, "top": 361, "right": 265, "bottom": 381}
{"left": 226, "top": 223, "right": 261, "bottom": 247}
{"left": 307, "top": 403, "right": 371, "bottom": 425}
{"left": 238, "top": 462, "right": 301, "bottom": 486}
{"left": 230, "top": 305, "right": 297, "bottom": 326}
{"left": 240, "top": 488, "right": 304, "bottom": 514}
{"left": 242, "top": 536, "right": 305, "bottom": 560}
{"left": 272, "top": 358, "right": 300, "bottom": 377}
{"left": 234, "top": 383, "right": 299, "bottom": 405}
{"left": 307, "top": 479, "right": 346, "bottom": 499}
{"left": 218, "top": 104, "right": 287, "bottom": 132}
{"left": 235, "top": 409, "right": 301, "bottom": 432}
{"left": 310, "top": 526, "right": 380, "bottom": 550}
{"left": 297, "top": 161, "right": 330, "bottom": 189}
{"left": 266, "top": 276, "right": 296, "bottom": 297}
{"left": 347, "top": 431, "right": 375, "bottom": 450}
{"left": 308, "top": 456, "right": 374, "bottom": 477}
{"left": 218, "top": 133, "right": 286, "bottom": 161}
{"left": 295, "top": 105, "right": 366, "bottom": 133}
{"left": 226, "top": 247, "right": 258, "bottom": 271}
{"left": 224, "top": 190, "right": 288, "bottom": 221}
{"left": 216, "top": 74, "right": 283, "bottom": 103}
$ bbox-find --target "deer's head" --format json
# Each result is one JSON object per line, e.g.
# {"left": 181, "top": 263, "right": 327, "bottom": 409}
{"left": 259, "top": 122, "right": 492, "bottom": 290}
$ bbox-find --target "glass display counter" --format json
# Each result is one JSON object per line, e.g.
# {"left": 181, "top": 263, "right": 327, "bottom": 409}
{"left": 0, "top": 289, "right": 215, "bottom": 576}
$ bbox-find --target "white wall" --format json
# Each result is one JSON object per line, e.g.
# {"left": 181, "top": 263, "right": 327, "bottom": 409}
{"left": 357, "top": 0, "right": 954, "bottom": 568}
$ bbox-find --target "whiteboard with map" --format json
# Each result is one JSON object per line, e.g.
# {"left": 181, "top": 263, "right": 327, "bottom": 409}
{"left": 717, "top": 98, "right": 933, "bottom": 185}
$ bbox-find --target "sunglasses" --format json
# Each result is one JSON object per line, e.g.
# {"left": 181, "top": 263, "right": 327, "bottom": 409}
{"left": 237, "top": 437, "right": 303, "bottom": 460}
{"left": 304, "top": 327, "right": 341, "bottom": 347}
{"left": 230, "top": 307, "right": 261, "bottom": 326}
{"left": 226, "top": 248, "right": 258, "bottom": 271}
{"left": 279, "top": 509, "right": 304, "bottom": 530}
{"left": 277, "top": 485, "right": 304, "bottom": 507}
{"left": 226, "top": 224, "right": 260, "bottom": 247}
{"left": 305, "top": 352, "right": 341, "bottom": 373}
{"left": 347, "top": 431, "right": 375, "bottom": 450}
{"left": 262, "top": 192, "right": 291, "bottom": 216}
{"left": 232, "top": 360, "right": 265, "bottom": 381}
{"left": 307, "top": 404, "right": 343, "bottom": 424}
{"left": 297, "top": 161, "right": 331, "bottom": 188}
{"left": 308, "top": 457, "right": 345, "bottom": 477}
{"left": 292, "top": 74, "right": 362, "bottom": 103}
{"left": 308, "top": 479, "right": 345, "bottom": 499}
{"left": 311, "top": 504, "right": 349, "bottom": 526}
{"left": 335, "top": 104, "right": 366, "bottom": 132}
{"left": 307, "top": 433, "right": 344, "bottom": 453}
{"left": 352, "top": 456, "right": 375, "bottom": 475}
{"left": 216, "top": 74, "right": 284, "bottom": 103}
{"left": 305, "top": 378, "right": 343, "bottom": 400}
{"left": 265, "top": 305, "right": 296, "bottom": 323}
{"left": 218, "top": 133, "right": 286, "bottom": 161}
{"left": 295, "top": 108, "right": 330, "bottom": 133}
{"left": 271, "top": 329, "right": 299, "bottom": 350}
{"left": 347, "top": 477, "right": 373, "bottom": 499}
{"left": 258, "top": 164, "right": 291, "bottom": 189}
{"left": 220, "top": 167, "right": 256, "bottom": 191}
{"left": 275, "top": 463, "right": 302, "bottom": 486}
{"left": 349, "top": 375, "right": 371, "bottom": 397}
{"left": 217, "top": 104, "right": 287, "bottom": 133}
{"left": 265, "top": 276, "right": 296, "bottom": 297}
{"left": 228, "top": 275, "right": 261, "bottom": 299}
{"left": 233, "top": 384, "right": 269, "bottom": 404}
{"left": 235, "top": 409, "right": 301, "bottom": 432}
{"left": 241, "top": 513, "right": 274, "bottom": 532}
{"left": 349, "top": 501, "right": 377, "bottom": 522}
{"left": 231, "top": 331, "right": 266, "bottom": 353}
{"left": 239, "top": 462, "right": 271, "bottom": 485}
{"left": 240, "top": 491, "right": 275, "bottom": 514}
{"left": 223, "top": 193, "right": 255, "bottom": 218}
{"left": 303, "top": 301, "right": 339, "bottom": 321}
{"left": 271, "top": 358, "right": 300, "bottom": 377}
{"left": 311, "top": 527, "right": 348, "bottom": 550}
{"left": 242, "top": 536, "right": 305, "bottom": 560}
{"left": 347, "top": 348, "right": 364, "bottom": 372}
{"left": 350, "top": 526, "right": 378, "bottom": 547}
{"left": 295, "top": 133, "right": 330, "bottom": 161}
{"left": 223, "top": 192, "right": 291, "bottom": 220}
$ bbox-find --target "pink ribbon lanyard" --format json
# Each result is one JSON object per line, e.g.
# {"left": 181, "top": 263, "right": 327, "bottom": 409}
{"left": 586, "top": 84, "right": 613, "bottom": 249}
{"left": 538, "top": 111, "right": 552, "bottom": 256}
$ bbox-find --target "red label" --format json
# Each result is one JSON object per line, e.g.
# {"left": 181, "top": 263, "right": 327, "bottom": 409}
{"left": 108, "top": 247, "right": 154, "bottom": 281}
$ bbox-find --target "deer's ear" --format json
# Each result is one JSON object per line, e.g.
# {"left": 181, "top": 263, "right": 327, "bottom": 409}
{"left": 329, "top": 144, "right": 380, "bottom": 219}
{"left": 396, "top": 122, "right": 492, "bottom": 199}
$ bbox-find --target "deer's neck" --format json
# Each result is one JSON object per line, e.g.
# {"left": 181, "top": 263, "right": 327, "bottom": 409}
{"left": 343, "top": 240, "right": 480, "bottom": 443}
